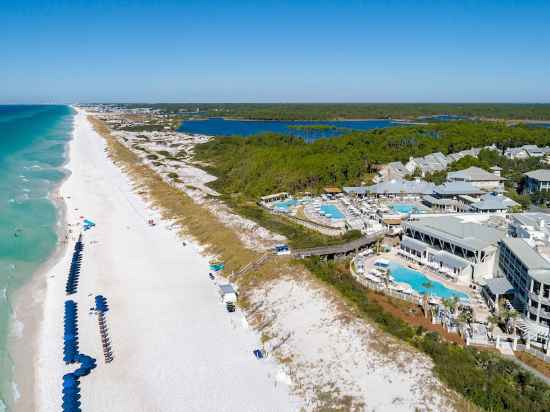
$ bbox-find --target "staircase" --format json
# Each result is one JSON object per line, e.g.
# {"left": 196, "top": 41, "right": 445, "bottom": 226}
{"left": 234, "top": 253, "right": 271, "bottom": 277}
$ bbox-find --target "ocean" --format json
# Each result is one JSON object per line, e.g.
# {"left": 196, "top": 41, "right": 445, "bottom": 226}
{"left": 0, "top": 105, "right": 73, "bottom": 410}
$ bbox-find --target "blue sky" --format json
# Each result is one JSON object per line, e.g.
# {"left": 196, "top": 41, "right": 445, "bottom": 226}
{"left": 1, "top": 0, "right": 549, "bottom": 103}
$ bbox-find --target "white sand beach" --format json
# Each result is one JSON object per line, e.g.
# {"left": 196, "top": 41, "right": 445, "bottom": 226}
{"left": 33, "top": 109, "right": 298, "bottom": 411}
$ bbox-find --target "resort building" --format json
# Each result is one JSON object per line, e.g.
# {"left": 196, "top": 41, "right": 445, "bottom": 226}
{"left": 504, "top": 144, "right": 550, "bottom": 160}
{"left": 468, "top": 193, "right": 520, "bottom": 214}
{"left": 405, "top": 153, "right": 448, "bottom": 176}
{"left": 505, "top": 147, "right": 530, "bottom": 160}
{"left": 447, "top": 166, "right": 505, "bottom": 192}
{"left": 509, "top": 213, "right": 550, "bottom": 244}
{"left": 344, "top": 179, "right": 436, "bottom": 199}
{"left": 385, "top": 161, "right": 409, "bottom": 180}
{"left": 523, "top": 169, "right": 550, "bottom": 193}
{"left": 400, "top": 216, "right": 506, "bottom": 284}
{"left": 497, "top": 237, "right": 550, "bottom": 342}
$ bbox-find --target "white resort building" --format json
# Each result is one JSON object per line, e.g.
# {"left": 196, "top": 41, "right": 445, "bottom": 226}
{"left": 447, "top": 166, "right": 506, "bottom": 192}
{"left": 399, "top": 216, "right": 506, "bottom": 284}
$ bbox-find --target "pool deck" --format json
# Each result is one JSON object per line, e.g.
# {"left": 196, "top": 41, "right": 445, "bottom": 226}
{"left": 361, "top": 251, "right": 490, "bottom": 321}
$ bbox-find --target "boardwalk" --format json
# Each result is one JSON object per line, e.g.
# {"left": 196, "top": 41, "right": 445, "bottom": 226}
{"left": 293, "top": 230, "right": 386, "bottom": 259}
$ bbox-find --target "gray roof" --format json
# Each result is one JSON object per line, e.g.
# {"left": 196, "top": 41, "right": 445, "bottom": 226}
{"left": 501, "top": 238, "right": 550, "bottom": 283}
{"left": 479, "top": 192, "right": 517, "bottom": 205}
{"left": 219, "top": 284, "right": 236, "bottom": 294}
{"left": 422, "top": 195, "right": 456, "bottom": 206}
{"left": 524, "top": 169, "right": 550, "bottom": 182}
{"left": 433, "top": 250, "right": 470, "bottom": 269}
{"left": 343, "top": 186, "right": 368, "bottom": 195}
{"left": 522, "top": 145, "right": 545, "bottom": 156}
{"left": 448, "top": 166, "right": 505, "bottom": 182}
{"left": 400, "top": 236, "right": 428, "bottom": 252}
{"left": 475, "top": 193, "right": 519, "bottom": 210}
{"left": 388, "top": 161, "right": 409, "bottom": 175}
{"left": 365, "top": 179, "right": 436, "bottom": 195}
{"left": 434, "top": 181, "right": 484, "bottom": 196}
{"left": 511, "top": 212, "right": 550, "bottom": 228}
{"left": 404, "top": 216, "right": 505, "bottom": 251}
{"left": 484, "top": 277, "right": 514, "bottom": 296}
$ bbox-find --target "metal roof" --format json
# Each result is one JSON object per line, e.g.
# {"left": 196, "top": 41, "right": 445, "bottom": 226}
{"left": 422, "top": 195, "right": 456, "bottom": 206}
{"left": 447, "top": 166, "right": 505, "bottom": 182}
{"left": 434, "top": 181, "right": 484, "bottom": 196}
{"left": 343, "top": 186, "right": 368, "bottom": 195}
{"left": 484, "top": 277, "right": 514, "bottom": 296}
{"left": 524, "top": 169, "right": 550, "bottom": 182}
{"left": 471, "top": 199, "right": 508, "bottom": 211}
{"left": 400, "top": 236, "right": 428, "bottom": 252}
{"left": 365, "top": 179, "right": 436, "bottom": 195}
{"left": 432, "top": 250, "right": 470, "bottom": 269}
{"left": 501, "top": 238, "right": 550, "bottom": 283}
{"left": 511, "top": 212, "right": 550, "bottom": 228}
{"left": 404, "top": 216, "right": 505, "bottom": 251}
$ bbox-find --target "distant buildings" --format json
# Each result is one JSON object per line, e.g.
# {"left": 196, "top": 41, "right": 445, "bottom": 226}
{"left": 523, "top": 169, "right": 550, "bottom": 193}
{"left": 505, "top": 144, "right": 550, "bottom": 160}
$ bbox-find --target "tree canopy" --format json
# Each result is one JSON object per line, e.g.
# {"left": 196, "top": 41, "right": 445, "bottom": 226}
{"left": 195, "top": 121, "right": 550, "bottom": 198}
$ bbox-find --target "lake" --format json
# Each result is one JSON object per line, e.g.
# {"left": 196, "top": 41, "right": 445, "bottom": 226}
{"left": 177, "top": 118, "right": 405, "bottom": 140}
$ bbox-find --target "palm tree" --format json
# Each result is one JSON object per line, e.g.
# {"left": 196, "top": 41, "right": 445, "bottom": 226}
{"left": 487, "top": 314, "right": 500, "bottom": 340}
{"left": 422, "top": 280, "right": 434, "bottom": 318}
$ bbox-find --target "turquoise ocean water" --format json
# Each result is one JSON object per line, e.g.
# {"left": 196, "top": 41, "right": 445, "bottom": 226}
{"left": 0, "top": 105, "right": 73, "bottom": 410}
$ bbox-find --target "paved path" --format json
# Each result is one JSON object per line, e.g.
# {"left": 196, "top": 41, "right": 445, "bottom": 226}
{"left": 503, "top": 355, "right": 550, "bottom": 385}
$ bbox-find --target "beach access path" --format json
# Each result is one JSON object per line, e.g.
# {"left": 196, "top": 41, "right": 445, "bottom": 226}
{"left": 34, "top": 109, "right": 298, "bottom": 411}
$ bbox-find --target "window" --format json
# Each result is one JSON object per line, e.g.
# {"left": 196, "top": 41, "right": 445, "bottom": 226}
{"left": 530, "top": 313, "right": 537, "bottom": 321}
{"left": 544, "top": 284, "right": 550, "bottom": 299}
{"left": 533, "top": 280, "right": 541, "bottom": 295}
{"left": 531, "top": 300, "right": 539, "bottom": 309}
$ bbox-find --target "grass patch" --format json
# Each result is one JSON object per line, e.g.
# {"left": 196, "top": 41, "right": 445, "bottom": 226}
{"left": 304, "top": 258, "right": 550, "bottom": 412}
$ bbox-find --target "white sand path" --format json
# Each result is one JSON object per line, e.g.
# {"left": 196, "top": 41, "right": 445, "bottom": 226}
{"left": 35, "top": 109, "right": 298, "bottom": 411}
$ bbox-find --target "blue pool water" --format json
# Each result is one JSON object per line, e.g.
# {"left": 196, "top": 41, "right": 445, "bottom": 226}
{"left": 388, "top": 262, "right": 469, "bottom": 301}
{"left": 274, "top": 199, "right": 299, "bottom": 212}
{"left": 320, "top": 204, "right": 345, "bottom": 219}
{"left": 391, "top": 204, "right": 419, "bottom": 214}
{"left": 178, "top": 118, "right": 405, "bottom": 140}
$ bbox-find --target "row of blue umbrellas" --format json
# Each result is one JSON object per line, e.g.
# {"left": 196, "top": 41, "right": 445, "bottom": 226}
{"left": 62, "top": 354, "right": 97, "bottom": 412}
{"left": 63, "top": 300, "right": 79, "bottom": 364}
{"left": 95, "top": 295, "right": 109, "bottom": 313}
{"left": 66, "top": 239, "right": 84, "bottom": 295}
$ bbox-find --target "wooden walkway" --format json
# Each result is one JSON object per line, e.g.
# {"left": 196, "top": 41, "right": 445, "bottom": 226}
{"left": 292, "top": 230, "right": 386, "bottom": 259}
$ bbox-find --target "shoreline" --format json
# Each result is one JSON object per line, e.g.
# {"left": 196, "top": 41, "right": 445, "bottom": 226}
{"left": 31, "top": 108, "right": 297, "bottom": 411}
{"left": 8, "top": 107, "right": 75, "bottom": 412}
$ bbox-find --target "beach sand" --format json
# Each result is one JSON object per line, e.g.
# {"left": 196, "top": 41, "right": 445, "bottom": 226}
{"left": 30, "top": 109, "right": 297, "bottom": 411}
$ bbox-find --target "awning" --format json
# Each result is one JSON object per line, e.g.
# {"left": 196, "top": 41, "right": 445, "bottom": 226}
{"left": 484, "top": 277, "right": 514, "bottom": 296}
{"left": 400, "top": 236, "right": 428, "bottom": 253}
{"left": 432, "top": 251, "right": 470, "bottom": 269}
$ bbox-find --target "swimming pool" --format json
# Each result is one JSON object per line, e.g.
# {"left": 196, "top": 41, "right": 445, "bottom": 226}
{"left": 320, "top": 204, "right": 345, "bottom": 219}
{"left": 388, "top": 262, "right": 469, "bottom": 300}
{"left": 274, "top": 199, "right": 298, "bottom": 212}
{"left": 391, "top": 203, "right": 419, "bottom": 214}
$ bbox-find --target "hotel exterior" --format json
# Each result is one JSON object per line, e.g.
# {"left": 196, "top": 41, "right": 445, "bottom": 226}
{"left": 399, "top": 216, "right": 505, "bottom": 284}
{"left": 495, "top": 213, "right": 550, "bottom": 342}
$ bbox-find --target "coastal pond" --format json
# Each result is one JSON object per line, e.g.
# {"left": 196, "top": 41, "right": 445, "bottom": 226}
{"left": 178, "top": 117, "right": 405, "bottom": 140}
